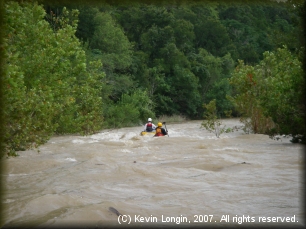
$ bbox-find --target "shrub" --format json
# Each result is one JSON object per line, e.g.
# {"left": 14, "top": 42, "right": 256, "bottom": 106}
{"left": 201, "top": 99, "right": 227, "bottom": 138}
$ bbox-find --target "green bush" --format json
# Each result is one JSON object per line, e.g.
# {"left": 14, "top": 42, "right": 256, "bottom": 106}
{"left": 229, "top": 46, "right": 304, "bottom": 140}
{"left": 103, "top": 89, "right": 155, "bottom": 128}
{"left": 201, "top": 99, "right": 227, "bottom": 138}
{"left": 3, "top": 2, "right": 105, "bottom": 156}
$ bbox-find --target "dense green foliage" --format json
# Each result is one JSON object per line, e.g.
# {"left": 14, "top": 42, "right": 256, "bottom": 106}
{"left": 3, "top": 2, "right": 106, "bottom": 154}
{"left": 2, "top": 0, "right": 304, "bottom": 156}
{"left": 68, "top": 0, "right": 302, "bottom": 119}
{"left": 229, "top": 46, "right": 305, "bottom": 141}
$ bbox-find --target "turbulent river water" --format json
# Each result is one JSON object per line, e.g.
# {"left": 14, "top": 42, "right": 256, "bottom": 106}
{"left": 1, "top": 119, "right": 304, "bottom": 228}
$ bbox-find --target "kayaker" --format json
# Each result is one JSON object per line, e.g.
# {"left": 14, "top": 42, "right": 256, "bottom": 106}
{"left": 154, "top": 122, "right": 168, "bottom": 136}
{"left": 144, "top": 118, "right": 156, "bottom": 132}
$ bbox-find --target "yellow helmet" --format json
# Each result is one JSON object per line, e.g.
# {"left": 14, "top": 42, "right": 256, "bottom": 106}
{"left": 158, "top": 122, "right": 162, "bottom": 127}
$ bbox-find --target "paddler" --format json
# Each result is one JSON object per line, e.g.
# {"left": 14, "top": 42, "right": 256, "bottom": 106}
{"left": 154, "top": 122, "right": 168, "bottom": 137}
{"left": 144, "top": 118, "right": 156, "bottom": 132}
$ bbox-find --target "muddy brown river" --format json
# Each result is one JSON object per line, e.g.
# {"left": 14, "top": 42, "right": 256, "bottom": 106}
{"left": 1, "top": 119, "right": 304, "bottom": 228}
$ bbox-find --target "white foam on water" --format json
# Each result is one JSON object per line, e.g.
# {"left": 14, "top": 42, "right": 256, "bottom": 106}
{"left": 7, "top": 173, "right": 29, "bottom": 176}
{"left": 65, "top": 158, "right": 77, "bottom": 162}
{"left": 120, "top": 149, "right": 133, "bottom": 153}
{"left": 167, "top": 128, "right": 218, "bottom": 140}
{"left": 90, "top": 131, "right": 124, "bottom": 142}
{"left": 136, "top": 146, "right": 150, "bottom": 151}
{"left": 72, "top": 139, "right": 85, "bottom": 144}
{"left": 123, "top": 132, "right": 138, "bottom": 139}
{"left": 214, "top": 147, "right": 240, "bottom": 151}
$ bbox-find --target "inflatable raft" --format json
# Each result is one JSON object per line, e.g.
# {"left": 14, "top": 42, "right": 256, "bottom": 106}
{"left": 140, "top": 131, "right": 156, "bottom": 136}
{"left": 140, "top": 131, "right": 166, "bottom": 137}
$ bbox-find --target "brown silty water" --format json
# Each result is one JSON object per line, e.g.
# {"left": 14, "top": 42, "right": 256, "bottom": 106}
{"left": 1, "top": 119, "right": 304, "bottom": 228}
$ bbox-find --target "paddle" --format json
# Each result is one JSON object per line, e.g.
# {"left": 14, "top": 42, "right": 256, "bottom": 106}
{"left": 162, "top": 122, "right": 169, "bottom": 137}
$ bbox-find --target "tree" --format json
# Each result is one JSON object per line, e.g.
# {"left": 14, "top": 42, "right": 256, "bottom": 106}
{"left": 189, "top": 49, "right": 234, "bottom": 114}
{"left": 194, "top": 18, "right": 234, "bottom": 57}
{"left": 171, "top": 18, "right": 195, "bottom": 54}
{"left": 229, "top": 46, "right": 305, "bottom": 141}
{"left": 90, "top": 11, "right": 133, "bottom": 72}
{"left": 257, "top": 47, "right": 305, "bottom": 139}
{"left": 103, "top": 89, "right": 155, "bottom": 128}
{"left": 205, "top": 78, "right": 234, "bottom": 117}
{"left": 74, "top": 5, "right": 99, "bottom": 42}
{"left": 228, "top": 60, "right": 276, "bottom": 134}
{"left": 168, "top": 65, "right": 201, "bottom": 117}
{"left": 3, "top": 2, "right": 105, "bottom": 155}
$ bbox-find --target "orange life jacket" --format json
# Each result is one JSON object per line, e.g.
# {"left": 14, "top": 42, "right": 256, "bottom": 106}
{"left": 155, "top": 127, "right": 164, "bottom": 136}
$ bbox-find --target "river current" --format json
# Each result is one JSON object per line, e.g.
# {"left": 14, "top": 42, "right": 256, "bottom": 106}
{"left": 1, "top": 119, "right": 304, "bottom": 228}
